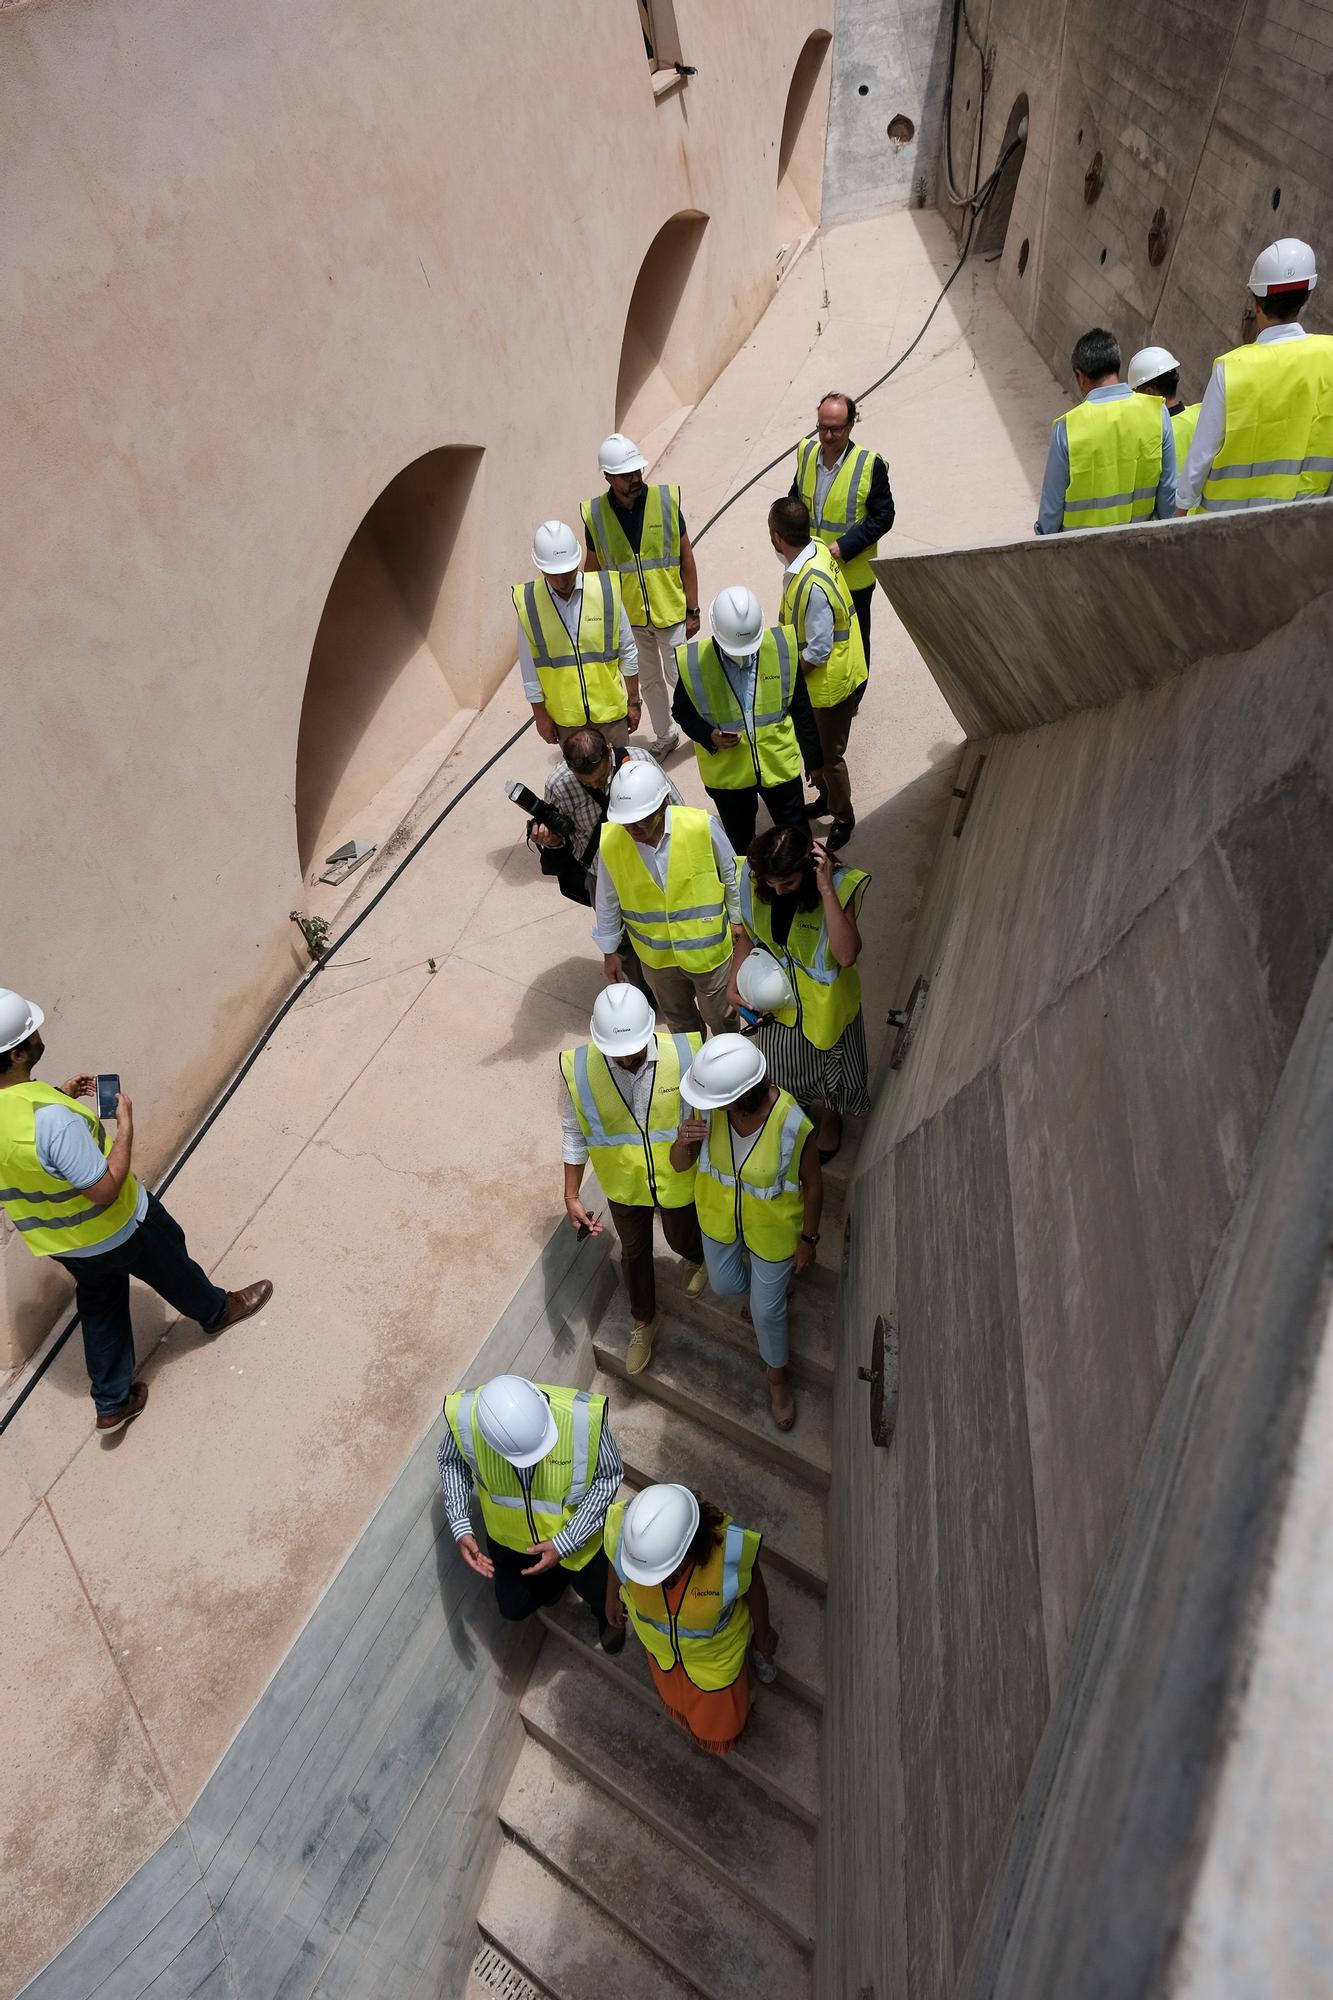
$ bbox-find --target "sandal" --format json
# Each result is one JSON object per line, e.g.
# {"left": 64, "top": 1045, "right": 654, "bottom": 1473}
{"left": 769, "top": 1384, "right": 797, "bottom": 1432}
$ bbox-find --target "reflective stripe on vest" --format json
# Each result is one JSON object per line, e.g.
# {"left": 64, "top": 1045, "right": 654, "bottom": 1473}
{"left": 444, "top": 1383, "right": 605, "bottom": 1570}
{"left": 796, "top": 436, "right": 883, "bottom": 588}
{"left": 739, "top": 860, "right": 867, "bottom": 1051}
{"left": 780, "top": 545, "right": 868, "bottom": 710}
{"left": 1201, "top": 335, "right": 1333, "bottom": 511}
{"left": 512, "top": 571, "right": 627, "bottom": 725}
{"left": 695, "top": 1090, "right": 811, "bottom": 1260}
{"left": 605, "top": 1502, "right": 758, "bottom": 1689}
{"left": 0, "top": 1082, "right": 141, "bottom": 1257}
{"left": 600, "top": 806, "right": 733, "bottom": 973}
{"left": 581, "top": 485, "right": 687, "bottom": 628}
{"left": 677, "top": 629, "right": 801, "bottom": 790}
{"left": 558, "top": 1031, "right": 700, "bottom": 1208}
{"left": 1060, "top": 394, "right": 1165, "bottom": 528}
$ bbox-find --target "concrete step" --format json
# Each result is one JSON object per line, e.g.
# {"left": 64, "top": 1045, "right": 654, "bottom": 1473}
{"left": 478, "top": 1835, "right": 697, "bottom": 2000}
{"left": 499, "top": 1735, "right": 812, "bottom": 2000}
{"left": 595, "top": 1301, "right": 832, "bottom": 1489}
{"left": 759, "top": 1565, "right": 825, "bottom": 1708}
{"left": 539, "top": 1592, "right": 820, "bottom": 1825}
{"left": 653, "top": 1256, "right": 838, "bottom": 1388}
{"left": 599, "top": 1369, "right": 827, "bottom": 1593}
{"left": 520, "top": 1643, "right": 817, "bottom": 1949}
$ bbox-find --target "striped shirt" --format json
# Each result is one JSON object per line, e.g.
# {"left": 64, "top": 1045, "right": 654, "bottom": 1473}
{"left": 436, "top": 1413, "right": 624, "bottom": 1559}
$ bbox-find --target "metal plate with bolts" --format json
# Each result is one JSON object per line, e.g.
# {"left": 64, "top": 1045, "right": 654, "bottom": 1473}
{"left": 887, "top": 974, "right": 929, "bottom": 1069}
{"left": 857, "top": 1314, "right": 899, "bottom": 1448}
{"left": 951, "top": 750, "right": 986, "bottom": 836}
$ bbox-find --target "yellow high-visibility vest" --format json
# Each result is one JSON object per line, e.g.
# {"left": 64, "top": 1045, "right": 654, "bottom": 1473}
{"left": 559, "top": 1030, "right": 700, "bottom": 1208}
{"left": 1061, "top": 394, "right": 1164, "bottom": 529}
{"left": 739, "top": 860, "right": 868, "bottom": 1051}
{"left": 779, "top": 544, "right": 868, "bottom": 711}
{"left": 1171, "top": 402, "right": 1201, "bottom": 464}
{"left": 675, "top": 629, "right": 801, "bottom": 791}
{"left": 443, "top": 1383, "right": 606, "bottom": 1570}
{"left": 1201, "top": 335, "right": 1333, "bottom": 511}
{"left": 795, "top": 438, "right": 885, "bottom": 589}
{"left": 512, "top": 572, "right": 627, "bottom": 726}
{"left": 0, "top": 1082, "right": 140, "bottom": 1257}
{"left": 605, "top": 1500, "right": 761, "bottom": 1690}
{"left": 581, "top": 485, "right": 686, "bottom": 628}
{"left": 694, "top": 1089, "right": 812, "bottom": 1261}
{"left": 599, "top": 806, "right": 732, "bottom": 974}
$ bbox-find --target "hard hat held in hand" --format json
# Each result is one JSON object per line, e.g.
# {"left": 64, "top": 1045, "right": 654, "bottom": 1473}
{"left": 1248, "top": 238, "right": 1318, "bottom": 296}
{"left": 476, "top": 1376, "right": 559, "bottom": 1468}
{"left": 1127, "top": 345, "right": 1180, "bottom": 389}
{"left": 709, "top": 586, "right": 765, "bottom": 656}
{"left": 591, "top": 983, "right": 656, "bottom": 1058}
{"left": 736, "top": 950, "right": 796, "bottom": 1015}
{"left": 620, "top": 1483, "right": 700, "bottom": 1584}
{"left": 0, "top": 989, "right": 43, "bottom": 1054}
{"left": 606, "top": 760, "right": 672, "bottom": 825}
{"left": 679, "top": 1032, "right": 768, "bottom": 1109}
{"left": 531, "top": 520, "right": 582, "bottom": 574}
{"left": 598, "top": 433, "right": 647, "bottom": 477}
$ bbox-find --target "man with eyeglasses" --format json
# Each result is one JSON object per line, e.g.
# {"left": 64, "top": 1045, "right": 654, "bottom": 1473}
{"left": 791, "top": 392, "right": 895, "bottom": 669}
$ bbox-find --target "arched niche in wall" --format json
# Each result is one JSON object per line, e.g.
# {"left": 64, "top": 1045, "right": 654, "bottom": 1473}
{"left": 615, "top": 210, "right": 710, "bottom": 444}
{"left": 973, "top": 93, "right": 1029, "bottom": 261}
{"left": 294, "top": 446, "right": 484, "bottom": 875}
{"left": 777, "top": 30, "right": 834, "bottom": 248}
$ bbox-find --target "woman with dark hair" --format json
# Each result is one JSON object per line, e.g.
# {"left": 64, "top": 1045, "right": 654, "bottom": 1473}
{"left": 604, "top": 1481, "right": 778, "bottom": 1755}
{"left": 730, "top": 823, "right": 870, "bottom": 1162}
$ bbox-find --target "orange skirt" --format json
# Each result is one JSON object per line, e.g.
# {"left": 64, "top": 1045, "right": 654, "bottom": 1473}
{"left": 648, "top": 1656, "right": 751, "bottom": 1755}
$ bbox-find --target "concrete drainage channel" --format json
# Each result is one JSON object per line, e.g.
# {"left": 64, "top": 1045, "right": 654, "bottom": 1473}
{"left": 470, "top": 1943, "right": 546, "bottom": 1997}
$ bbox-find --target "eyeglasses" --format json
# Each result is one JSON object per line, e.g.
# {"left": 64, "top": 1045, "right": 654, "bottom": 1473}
{"left": 815, "top": 420, "right": 849, "bottom": 435}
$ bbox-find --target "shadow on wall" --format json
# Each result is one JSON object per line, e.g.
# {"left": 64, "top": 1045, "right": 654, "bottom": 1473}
{"left": 295, "top": 446, "right": 484, "bottom": 875}
{"left": 615, "top": 211, "right": 709, "bottom": 440}
{"left": 777, "top": 30, "right": 833, "bottom": 246}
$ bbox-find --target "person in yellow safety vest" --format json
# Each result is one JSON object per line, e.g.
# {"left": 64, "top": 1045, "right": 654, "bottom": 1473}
{"left": 439, "top": 1372, "right": 627, "bottom": 1651}
{"left": 593, "top": 759, "right": 742, "bottom": 1039}
{"left": 768, "top": 494, "right": 868, "bottom": 853}
{"left": 559, "top": 983, "right": 708, "bottom": 1376}
{"left": 1035, "top": 327, "right": 1177, "bottom": 534}
{"left": 790, "top": 390, "right": 895, "bottom": 667}
{"left": 671, "top": 585, "right": 822, "bottom": 855}
{"left": 1128, "top": 344, "right": 1202, "bottom": 471}
{"left": 582, "top": 433, "right": 701, "bottom": 761}
{"left": 0, "top": 989, "right": 272, "bottom": 1435}
{"left": 671, "top": 1036, "right": 821, "bottom": 1433}
{"left": 1178, "top": 238, "right": 1333, "bottom": 515}
{"left": 730, "top": 824, "right": 870, "bottom": 1164}
{"left": 603, "top": 1483, "right": 779, "bottom": 1756}
{"left": 513, "top": 519, "right": 641, "bottom": 750}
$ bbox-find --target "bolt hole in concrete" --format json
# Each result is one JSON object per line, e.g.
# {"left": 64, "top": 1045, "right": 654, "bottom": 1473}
{"left": 1272, "top": 184, "right": 1282, "bottom": 209}
{"left": 1018, "top": 236, "right": 1030, "bottom": 274}
{"left": 858, "top": 82, "right": 869, "bottom": 96}
{"left": 887, "top": 113, "right": 915, "bottom": 146}
{"left": 1077, "top": 125, "right": 1084, "bottom": 143}
{"left": 1099, "top": 246, "right": 1107, "bottom": 264}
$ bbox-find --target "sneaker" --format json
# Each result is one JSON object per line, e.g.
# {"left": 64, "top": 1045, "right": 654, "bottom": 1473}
{"left": 648, "top": 729, "right": 680, "bottom": 758}
{"left": 826, "top": 818, "right": 856, "bottom": 853}
{"left": 680, "top": 1259, "right": 709, "bottom": 1297}
{"left": 751, "top": 1645, "right": 779, "bottom": 1686}
{"left": 95, "top": 1381, "right": 148, "bottom": 1433}
{"left": 625, "top": 1314, "right": 660, "bottom": 1375}
{"left": 599, "top": 1619, "right": 626, "bottom": 1655}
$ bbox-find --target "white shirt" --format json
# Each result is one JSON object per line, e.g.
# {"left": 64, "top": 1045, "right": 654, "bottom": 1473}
{"left": 560, "top": 1049, "right": 657, "bottom": 1166}
{"left": 1178, "top": 324, "right": 1309, "bottom": 510}
{"left": 782, "top": 541, "right": 835, "bottom": 665}
{"left": 592, "top": 806, "right": 741, "bottom": 953}
{"left": 813, "top": 443, "right": 851, "bottom": 517}
{"left": 515, "top": 574, "right": 639, "bottom": 702}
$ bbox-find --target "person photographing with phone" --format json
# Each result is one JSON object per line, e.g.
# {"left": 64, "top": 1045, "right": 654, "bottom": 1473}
{"left": 0, "top": 988, "right": 273, "bottom": 1434}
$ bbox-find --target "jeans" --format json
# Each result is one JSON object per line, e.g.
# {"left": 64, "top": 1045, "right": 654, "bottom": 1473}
{"left": 706, "top": 775, "right": 807, "bottom": 854}
{"left": 700, "top": 1232, "right": 795, "bottom": 1367}
{"left": 606, "top": 1197, "right": 703, "bottom": 1322}
{"left": 487, "top": 1534, "right": 612, "bottom": 1629}
{"left": 55, "top": 1192, "right": 228, "bottom": 1414}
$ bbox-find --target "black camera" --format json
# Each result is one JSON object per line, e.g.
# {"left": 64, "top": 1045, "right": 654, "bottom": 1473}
{"left": 505, "top": 779, "right": 575, "bottom": 842}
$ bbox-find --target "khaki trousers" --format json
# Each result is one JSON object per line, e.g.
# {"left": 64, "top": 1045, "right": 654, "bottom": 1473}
{"left": 554, "top": 713, "right": 629, "bottom": 752}
{"left": 811, "top": 689, "right": 859, "bottom": 821}
{"left": 641, "top": 958, "right": 737, "bottom": 1038}
{"left": 631, "top": 623, "right": 685, "bottom": 743}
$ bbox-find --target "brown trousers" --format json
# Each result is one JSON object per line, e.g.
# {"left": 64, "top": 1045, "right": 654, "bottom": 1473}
{"left": 554, "top": 714, "right": 629, "bottom": 752}
{"left": 811, "top": 688, "right": 860, "bottom": 821}
{"left": 607, "top": 1198, "right": 704, "bottom": 1323}
{"left": 641, "top": 959, "right": 737, "bottom": 1038}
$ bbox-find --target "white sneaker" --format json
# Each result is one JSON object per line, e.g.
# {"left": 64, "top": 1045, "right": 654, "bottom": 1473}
{"left": 751, "top": 1646, "right": 778, "bottom": 1686}
{"left": 625, "top": 1315, "right": 660, "bottom": 1375}
{"left": 648, "top": 729, "right": 680, "bottom": 758}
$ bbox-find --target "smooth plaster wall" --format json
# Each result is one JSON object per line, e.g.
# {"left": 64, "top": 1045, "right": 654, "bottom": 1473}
{"left": 817, "top": 503, "right": 1333, "bottom": 1997}
{"left": 0, "top": 0, "right": 831, "bottom": 1370}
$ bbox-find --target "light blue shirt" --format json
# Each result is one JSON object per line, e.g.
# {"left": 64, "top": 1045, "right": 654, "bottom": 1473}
{"left": 34, "top": 1103, "right": 147, "bottom": 1256}
{"left": 1035, "top": 383, "right": 1177, "bottom": 534}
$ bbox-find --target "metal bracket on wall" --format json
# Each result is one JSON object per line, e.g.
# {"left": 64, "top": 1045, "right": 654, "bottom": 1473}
{"left": 858, "top": 1314, "right": 899, "bottom": 1448}
{"left": 951, "top": 750, "right": 986, "bottom": 836}
{"left": 887, "top": 974, "right": 929, "bottom": 1069}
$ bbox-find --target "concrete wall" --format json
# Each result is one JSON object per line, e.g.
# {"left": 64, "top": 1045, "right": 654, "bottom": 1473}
{"left": 939, "top": 0, "right": 1333, "bottom": 396}
{"left": 0, "top": 0, "right": 831, "bottom": 1370}
{"left": 822, "top": 0, "right": 953, "bottom": 224}
{"left": 817, "top": 501, "right": 1333, "bottom": 1997}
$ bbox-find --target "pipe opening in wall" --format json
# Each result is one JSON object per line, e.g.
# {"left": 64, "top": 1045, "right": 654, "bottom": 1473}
{"left": 1272, "top": 185, "right": 1282, "bottom": 209}
{"left": 777, "top": 31, "right": 833, "bottom": 246}
{"left": 858, "top": 82, "right": 869, "bottom": 96}
{"left": 1099, "top": 247, "right": 1107, "bottom": 264}
{"left": 973, "top": 94, "right": 1028, "bottom": 260}
{"left": 1017, "top": 237, "right": 1030, "bottom": 275}
{"left": 887, "top": 113, "right": 915, "bottom": 146}
{"left": 1076, "top": 126, "right": 1084, "bottom": 144}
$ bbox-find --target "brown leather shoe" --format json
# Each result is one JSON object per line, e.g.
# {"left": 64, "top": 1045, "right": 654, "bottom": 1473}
{"left": 211, "top": 1279, "right": 274, "bottom": 1331}
{"left": 96, "top": 1381, "right": 148, "bottom": 1433}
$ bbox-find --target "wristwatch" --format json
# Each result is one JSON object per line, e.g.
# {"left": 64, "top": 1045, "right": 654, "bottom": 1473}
{"left": 685, "top": 605, "right": 700, "bottom": 616}
{"left": 801, "top": 1232, "right": 820, "bottom": 1246}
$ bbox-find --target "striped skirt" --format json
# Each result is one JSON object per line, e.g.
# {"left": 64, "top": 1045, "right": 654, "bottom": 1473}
{"left": 755, "top": 1008, "right": 870, "bottom": 1116}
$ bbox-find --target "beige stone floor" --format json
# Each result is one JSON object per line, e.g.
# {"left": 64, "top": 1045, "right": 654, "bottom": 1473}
{"left": 0, "top": 207, "right": 1062, "bottom": 1994}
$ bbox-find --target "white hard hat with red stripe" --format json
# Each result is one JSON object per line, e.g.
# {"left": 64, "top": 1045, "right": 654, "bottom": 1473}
{"left": 1248, "top": 238, "right": 1318, "bottom": 297}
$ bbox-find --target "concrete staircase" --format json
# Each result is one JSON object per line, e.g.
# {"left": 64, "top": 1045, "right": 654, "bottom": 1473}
{"left": 476, "top": 1159, "right": 850, "bottom": 1999}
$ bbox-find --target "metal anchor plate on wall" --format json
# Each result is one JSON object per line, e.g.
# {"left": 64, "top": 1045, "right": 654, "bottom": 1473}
{"left": 858, "top": 1313, "right": 899, "bottom": 1448}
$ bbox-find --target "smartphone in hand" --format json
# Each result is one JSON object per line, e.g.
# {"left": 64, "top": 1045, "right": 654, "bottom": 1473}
{"left": 95, "top": 1074, "right": 121, "bottom": 1120}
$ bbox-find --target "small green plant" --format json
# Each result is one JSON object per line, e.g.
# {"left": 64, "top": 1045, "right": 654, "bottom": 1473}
{"left": 914, "top": 173, "right": 929, "bottom": 209}
{"left": 290, "top": 910, "right": 332, "bottom": 961}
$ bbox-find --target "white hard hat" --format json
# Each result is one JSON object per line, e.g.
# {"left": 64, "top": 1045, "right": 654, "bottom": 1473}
{"left": 1248, "top": 238, "right": 1318, "bottom": 297}
{"left": 532, "top": 520, "right": 582, "bottom": 574}
{"left": 619, "top": 1483, "right": 700, "bottom": 1584}
{"left": 0, "top": 990, "right": 44, "bottom": 1055}
{"left": 679, "top": 1033, "right": 767, "bottom": 1109}
{"left": 606, "top": 760, "right": 672, "bottom": 825}
{"left": 475, "top": 1375, "right": 559, "bottom": 1468}
{"left": 1127, "top": 345, "right": 1180, "bottom": 389}
{"left": 598, "top": 433, "right": 647, "bottom": 476}
{"left": 709, "top": 586, "right": 765, "bottom": 656}
{"left": 591, "top": 983, "right": 656, "bottom": 1057}
{"left": 736, "top": 951, "right": 796, "bottom": 1014}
